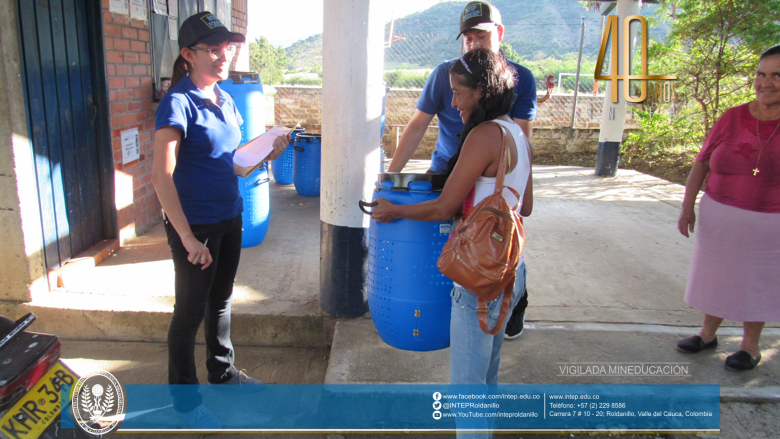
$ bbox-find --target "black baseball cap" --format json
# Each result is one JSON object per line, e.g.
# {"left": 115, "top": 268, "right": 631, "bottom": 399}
{"left": 178, "top": 11, "right": 246, "bottom": 50}
{"left": 456, "top": 1, "right": 502, "bottom": 39}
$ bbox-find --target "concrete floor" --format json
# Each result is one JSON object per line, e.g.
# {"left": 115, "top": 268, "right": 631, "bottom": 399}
{"left": 6, "top": 163, "right": 780, "bottom": 438}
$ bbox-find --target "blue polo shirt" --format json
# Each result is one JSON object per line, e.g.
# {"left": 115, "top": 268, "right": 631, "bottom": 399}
{"left": 417, "top": 57, "right": 537, "bottom": 173}
{"left": 155, "top": 76, "right": 244, "bottom": 224}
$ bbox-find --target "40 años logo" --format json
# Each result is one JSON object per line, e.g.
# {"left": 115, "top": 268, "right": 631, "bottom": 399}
{"left": 70, "top": 370, "right": 126, "bottom": 435}
{"left": 595, "top": 15, "right": 677, "bottom": 103}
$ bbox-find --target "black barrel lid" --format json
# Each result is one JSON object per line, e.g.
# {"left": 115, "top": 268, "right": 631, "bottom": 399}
{"left": 226, "top": 71, "right": 261, "bottom": 83}
{"left": 378, "top": 172, "right": 446, "bottom": 191}
{"left": 297, "top": 133, "right": 321, "bottom": 141}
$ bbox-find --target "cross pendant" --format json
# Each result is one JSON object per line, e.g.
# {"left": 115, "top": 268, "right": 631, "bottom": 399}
{"left": 752, "top": 168, "right": 760, "bottom": 176}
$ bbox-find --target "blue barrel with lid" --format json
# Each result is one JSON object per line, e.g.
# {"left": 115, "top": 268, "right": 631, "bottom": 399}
{"left": 272, "top": 127, "right": 304, "bottom": 185}
{"left": 218, "top": 72, "right": 265, "bottom": 142}
{"left": 362, "top": 173, "right": 453, "bottom": 351}
{"left": 220, "top": 72, "right": 271, "bottom": 248}
{"left": 293, "top": 133, "right": 321, "bottom": 197}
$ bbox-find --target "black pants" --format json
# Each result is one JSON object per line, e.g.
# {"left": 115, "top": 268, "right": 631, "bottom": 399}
{"left": 164, "top": 213, "right": 242, "bottom": 411}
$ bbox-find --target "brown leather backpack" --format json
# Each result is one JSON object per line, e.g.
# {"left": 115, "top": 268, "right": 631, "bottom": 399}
{"left": 436, "top": 121, "right": 525, "bottom": 335}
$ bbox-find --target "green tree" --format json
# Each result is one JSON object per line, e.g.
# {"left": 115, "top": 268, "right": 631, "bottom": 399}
{"left": 248, "top": 37, "right": 289, "bottom": 85}
{"left": 624, "top": 0, "right": 780, "bottom": 158}
{"left": 500, "top": 43, "right": 521, "bottom": 64}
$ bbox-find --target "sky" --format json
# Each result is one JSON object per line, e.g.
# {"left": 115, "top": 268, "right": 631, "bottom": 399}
{"left": 246, "top": 0, "right": 451, "bottom": 48}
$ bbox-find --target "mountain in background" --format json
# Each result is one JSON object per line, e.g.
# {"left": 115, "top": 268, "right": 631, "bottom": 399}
{"left": 286, "top": 0, "right": 668, "bottom": 71}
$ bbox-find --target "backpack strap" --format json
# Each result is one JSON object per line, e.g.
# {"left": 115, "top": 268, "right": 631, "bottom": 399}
{"left": 486, "top": 121, "right": 510, "bottom": 194}
{"left": 487, "top": 120, "right": 525, "bottom": 212}
{"left": 477, "top": 277, "right": 515, "bottom": 335}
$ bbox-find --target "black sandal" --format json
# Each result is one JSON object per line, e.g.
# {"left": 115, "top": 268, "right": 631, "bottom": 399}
{"left": 725, "top": 350, "right": 761, "bottom": 372}
{"left": 677, "top": 335, "right": 718, "bottom": 353}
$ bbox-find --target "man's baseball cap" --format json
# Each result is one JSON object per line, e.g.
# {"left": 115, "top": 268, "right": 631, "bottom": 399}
{"left": 178, "top": 11, "right": 245, "bottom": 50}
{"left": 457, "top": 1, "right": 502, "bottom": 39}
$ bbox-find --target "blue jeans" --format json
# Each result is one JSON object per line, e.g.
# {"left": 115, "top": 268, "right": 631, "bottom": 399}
{"left": 449, "top": 261, "right": 526, "bottom": 438}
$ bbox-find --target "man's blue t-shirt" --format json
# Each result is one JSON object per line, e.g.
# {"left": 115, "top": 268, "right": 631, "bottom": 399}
{"left": 416, "top": 57, "right": 537, "bottom": 173}
{"left": 155, "top": 76, "right": 244, "bottom": 225}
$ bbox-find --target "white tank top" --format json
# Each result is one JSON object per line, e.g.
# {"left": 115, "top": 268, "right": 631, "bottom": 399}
{"left": 472, "top": 119, "right": 531, "bottom": 211}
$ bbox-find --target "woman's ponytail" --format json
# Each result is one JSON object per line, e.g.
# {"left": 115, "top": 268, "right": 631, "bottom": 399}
{"left": 169, "top": 55, "right": 190, "bottom": 88}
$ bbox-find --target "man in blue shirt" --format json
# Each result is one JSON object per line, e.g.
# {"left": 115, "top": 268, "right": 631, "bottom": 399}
{"left": 387, "top": 1, "right": 534, "bottom": 339}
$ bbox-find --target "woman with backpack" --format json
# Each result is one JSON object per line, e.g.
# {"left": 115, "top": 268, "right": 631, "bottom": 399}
{"left": 371, "top": 48, "right": 533, "bottom": 419}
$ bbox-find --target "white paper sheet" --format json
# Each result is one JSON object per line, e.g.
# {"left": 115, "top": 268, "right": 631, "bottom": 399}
{"left": 121, "top": 128, "right": 140, "bottom": 164}
{"left": 153, "top": 0, "right": 168, "bottom": 15}
{"left": 167, "top": 0, "right": 178, "bottom": 17}
{"left": 130, "top": 0, "right": 147, "bottom": 20}
{"left": 109, "top": 0, "right": 129, "bottom": 15}
{"left": 168, "top": 16, "right": 178, "bottom": 40}
{"left": 233, "top": 126, "right": 290, "bottom": 168}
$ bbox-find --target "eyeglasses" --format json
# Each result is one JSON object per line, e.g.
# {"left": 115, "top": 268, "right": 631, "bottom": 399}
{"left": 189, "top": 44, "right": 237, "bottom": 59}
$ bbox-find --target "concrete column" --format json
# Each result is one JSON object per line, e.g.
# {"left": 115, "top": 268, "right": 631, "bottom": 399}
{"left": 320, "top": 0, "right": 384, "bottom": 317}
{"left": 595, "top": 0, "right": 640, "bottom": 176}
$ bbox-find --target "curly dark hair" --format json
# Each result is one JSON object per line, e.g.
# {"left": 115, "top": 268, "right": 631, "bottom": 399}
{"left": 444, "top": 48, "right": 516, "bottom": 176}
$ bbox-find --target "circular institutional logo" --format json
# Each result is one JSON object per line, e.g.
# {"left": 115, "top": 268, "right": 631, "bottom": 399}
{"left": 70, "top": 370, "right": 126, "bottom": 435}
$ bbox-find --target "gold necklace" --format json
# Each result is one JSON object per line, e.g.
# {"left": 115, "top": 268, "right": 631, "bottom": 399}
{"left": 753, "top": 117, "right": 780, "bottom": 176}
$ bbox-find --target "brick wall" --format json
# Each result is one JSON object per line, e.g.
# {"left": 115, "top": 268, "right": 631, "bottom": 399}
{"left": 101, "top": 1, "right": 159, "bottom": 243}
{"left": 231, "top": 0, "right": 248, "bottom": 71}
{"left": 100, "top": 1, "right": 249, "bottom": 244}
{"left": 275, "top": 86, "right": 324, "bottom": 133}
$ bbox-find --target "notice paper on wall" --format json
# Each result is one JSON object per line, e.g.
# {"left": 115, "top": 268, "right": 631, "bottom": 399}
{"left": 109, "top": 0, "right": 129, "bottom": 15}
{"left": 153, "top": 0, "right": 168, "bottom": 15}
{"left": 233, "top": 126, "right": 291, "bottom": 177}
{"left": 121, "top": 128, "right": 140, "bottom": 165}
{"left": 168, "top": 15, "right": 178, "bottom": 40}
{"left": 130, "top": 0, "right": 147, "bottom": 21}
{"left": 168, "top": 0, "right": 178, "bottom": 18}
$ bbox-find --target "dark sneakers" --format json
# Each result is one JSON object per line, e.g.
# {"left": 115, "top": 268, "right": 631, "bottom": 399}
{"left": 725, "top": 350, "right": 761, "bottom": 372}
{"left": 504, "top": 289, "right": 528, "bottom": 340}
{"left": 677, "top": 335, "right": 718, "bottom": 353}
{"left": 222, "top": 370, "right": 263, "bottom": 391}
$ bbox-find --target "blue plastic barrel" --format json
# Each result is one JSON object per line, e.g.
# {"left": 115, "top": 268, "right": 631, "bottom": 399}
{"left": 220, "top": 72, "right": 270, "bottom": 247}
{"left": 238, "top": 163, "right": 270, "bottom": 247}
{"left": 219, "top": 72, "right": 265, "bottom": 143}
{"left": 272, "top": 127, "right": 304, "bottom": 185}
{"left": 293, "top": 133, "right": 321, "bottom": 197}
{"left": 366, "top": 174, "right": 452, "bottom": 351}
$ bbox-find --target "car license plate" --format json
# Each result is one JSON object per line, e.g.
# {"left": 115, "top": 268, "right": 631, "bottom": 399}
{"left": 0, "top": 361, "right": 78, "bottom": 439}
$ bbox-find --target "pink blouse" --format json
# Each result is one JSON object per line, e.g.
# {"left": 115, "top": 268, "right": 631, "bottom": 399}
{"left": 696, "top": 103, "right": 780, "bottom": 213}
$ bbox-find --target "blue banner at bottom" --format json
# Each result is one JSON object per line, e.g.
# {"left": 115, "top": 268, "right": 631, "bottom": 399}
{"left": 61, "top": 384, "right": 719, "bottom": 432}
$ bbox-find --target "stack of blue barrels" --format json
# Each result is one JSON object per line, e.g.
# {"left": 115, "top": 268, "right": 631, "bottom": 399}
{"left": 364, "top": 173, "right": 452, "bottom": 351}
{"left": 219, "top": 72, "right": 270, "bottom": 247}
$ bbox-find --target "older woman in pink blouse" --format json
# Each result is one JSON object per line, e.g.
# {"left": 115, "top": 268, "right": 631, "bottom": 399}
{"left": 677, "top": 44, "right": 780, "bottom": 371}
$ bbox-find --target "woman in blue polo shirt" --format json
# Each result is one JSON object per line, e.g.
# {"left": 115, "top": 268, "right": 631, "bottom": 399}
{"left": 152, "top": 11, "right": 287, "bottom": 424}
